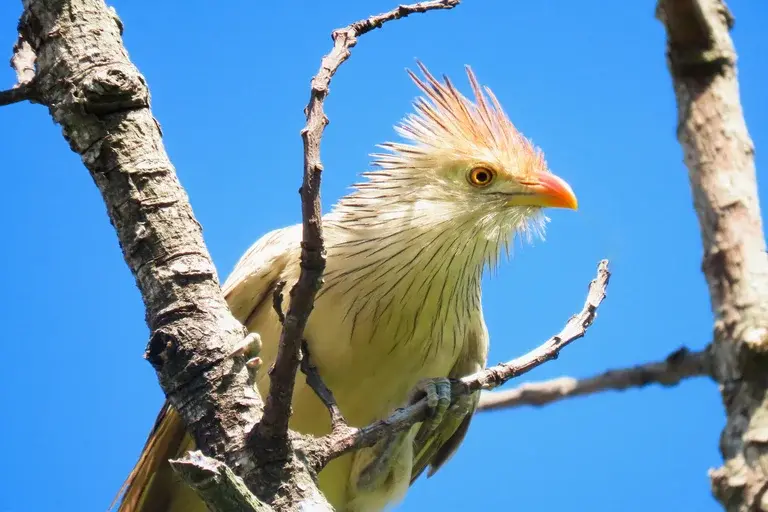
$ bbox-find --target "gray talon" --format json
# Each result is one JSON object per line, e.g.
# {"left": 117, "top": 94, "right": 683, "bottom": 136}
{"left": 411, "top": 377, "right": 452, "bottom": 432}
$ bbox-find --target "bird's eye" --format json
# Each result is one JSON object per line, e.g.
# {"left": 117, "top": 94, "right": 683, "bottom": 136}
{"left": 467, "top": 167, "right": 495, "bottom": 187}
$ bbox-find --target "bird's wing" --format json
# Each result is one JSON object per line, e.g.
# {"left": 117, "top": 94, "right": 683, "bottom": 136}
{"left": 410, "top": 310, "right": 490, "bottom": 483}
{"left": 222, "top": 225, "right": 300, "bottom": 324}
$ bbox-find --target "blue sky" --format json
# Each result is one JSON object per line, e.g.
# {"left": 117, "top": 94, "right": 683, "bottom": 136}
{"left": 1, "top": 1, "right": 766, "bottom": 511}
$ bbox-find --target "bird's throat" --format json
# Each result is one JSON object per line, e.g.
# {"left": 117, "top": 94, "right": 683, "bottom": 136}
{"left": 318, "top": 207, "right": 490, "bottom": 357}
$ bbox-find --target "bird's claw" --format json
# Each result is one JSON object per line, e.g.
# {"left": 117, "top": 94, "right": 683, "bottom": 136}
{"left": 409, "top": 377, "right": 451, "bottom": 432}
{"left": 229, "top": 332, "right": 263, "bottom": 374}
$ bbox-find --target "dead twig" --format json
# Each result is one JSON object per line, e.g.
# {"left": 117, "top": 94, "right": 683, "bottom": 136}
{"left": 0, "top": 81, "right": 37, "bottom": 106}
{"left": 1, "top": 35, "right": 38, "bottom": 106}
{"left": 300, "top": 340, "right": 348, "bottom": 433}
{"left": 478, "top": 346, "right": 711, "bottom": 411}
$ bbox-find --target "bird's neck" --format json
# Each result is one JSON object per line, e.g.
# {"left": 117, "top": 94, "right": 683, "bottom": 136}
{"left": 323, "top": 183, "right": 518, "bottom": 279}
{"left": 318, "top": 195, "right": 506, "bottom": 328}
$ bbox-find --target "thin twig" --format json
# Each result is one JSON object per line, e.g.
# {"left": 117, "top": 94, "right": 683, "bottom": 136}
{"left": 300, "top": 340, "right": 348, "bottom": 432}
{"left": 0, "top": 81, "right": 37, "bottom": 106}
{"left": 272, "top": 280, "right": 287, "bottom": 325}
{"left": 256, "top": 0, "right": 461, "bottom": 442}
{"left": 1, "top": 34, "right": 38, "bottom": 106}
{"left": 314, "top": 259, "right": 610, "bottom": 466}
{"left": 478, "top": 345, "right": 712, "bottom": 411}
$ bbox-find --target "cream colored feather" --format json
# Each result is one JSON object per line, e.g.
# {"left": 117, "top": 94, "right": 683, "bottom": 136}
{"left": 114, "top": 63, "right": 577, "bottom": 512}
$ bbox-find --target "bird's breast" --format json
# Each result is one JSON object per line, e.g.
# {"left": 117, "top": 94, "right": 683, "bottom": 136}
{"left": 301, "top": 241, "right": 480, "bottom": 428}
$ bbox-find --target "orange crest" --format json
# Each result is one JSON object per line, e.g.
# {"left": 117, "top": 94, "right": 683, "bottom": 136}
{"left": 376, "top": 62, "right": 546, "bottom": 180}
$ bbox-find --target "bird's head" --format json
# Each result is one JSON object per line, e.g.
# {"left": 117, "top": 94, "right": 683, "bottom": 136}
{"left": 332, "top": 62, "right": 577, "bottom": 265}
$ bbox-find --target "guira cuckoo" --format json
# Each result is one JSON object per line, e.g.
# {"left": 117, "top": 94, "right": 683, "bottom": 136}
{"left": 115, "top": 63, "right": 578, "bottom": 512}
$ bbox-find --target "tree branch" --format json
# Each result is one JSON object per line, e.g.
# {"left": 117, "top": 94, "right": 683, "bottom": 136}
{"left": 254, "top": 0, "right": 461, "bottom": 444}
{"left": 301, "top": 340, "right": 348, "bottom": 433}
{"left": 169, "top": 452, "right": 273, "bottom": 512}
{"left": 12, "top": 1, "right": 323, "bottom": 510}
{"left": 1, "top": 34, "right": 38, "bottom": 105}
{"left": 657, "top": 1, "right": 768, "bottom": 510}
{"left": 19, "top": 0, "right": 258, "bottom": 449}
{"left": 477, "top": 346, "right": 712, "bottom": 412}
{"left": 312, "top": 259, "right": 611, "bottom": 467}
{"left": 0, "top": 81, "right": 36, "bottom": 106}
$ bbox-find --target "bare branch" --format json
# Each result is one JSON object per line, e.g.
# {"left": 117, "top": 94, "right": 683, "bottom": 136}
{"left": 478, "top": 346, "right": 712, "bottom": 412}
{"left": 0, "top": 81, "right": 36, "bottom": 106}
{"left": 20, "top": 0, "right": 258, "bottom": 450}
{"left": 15, "top": 1, "right": 322, "bottom": 509}
{"left": 272, "top": 280, "right": 287, "bottom": 325}
{"left": 1, "top": 34, "right": 38, "bottom": 106}
{"left": 657, "top": 1, "right": 768, "bottom": 509}
{"left": 255, "top": 0, "right": 461, "bottom": 442}
{"left": 314, "top": 260, "right": 610, "bottom": 467}
{"left": 301, "top": 340, "right": 348, "bottom": 433}
{"left": 170, "top": 452, "right": 273, "bottom": 512}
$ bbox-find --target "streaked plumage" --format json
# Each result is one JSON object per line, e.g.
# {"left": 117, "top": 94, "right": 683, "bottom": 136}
{"left": 115, "top": 63, "right": 577, "bottom": 512}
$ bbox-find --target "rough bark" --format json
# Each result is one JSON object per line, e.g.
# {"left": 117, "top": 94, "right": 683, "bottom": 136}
{"left": 657, "top": 1, "right": 768, "bottom": 509}
{"left": 16, "top": 1, "right": 327, "bottom": 510}
{"left": 169, "top": 452, "right": 273, "bottom": 512}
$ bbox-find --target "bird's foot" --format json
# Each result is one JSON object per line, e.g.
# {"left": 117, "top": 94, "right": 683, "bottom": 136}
{"left": 409, "top": 377, "right": 451, "bottom": 432}
{"left": 353, "top": 378, "right": 451, "bottom": 493}
{"left": 229, "top": 332, "right": 263, "bottom": 375}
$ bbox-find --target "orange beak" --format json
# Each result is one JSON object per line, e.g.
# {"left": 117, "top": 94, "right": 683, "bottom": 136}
{"left": 510, "top": 173, "right": 578, "bottom": 210}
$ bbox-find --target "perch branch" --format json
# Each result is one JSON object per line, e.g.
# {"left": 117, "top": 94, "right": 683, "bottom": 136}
{"left": 255, "top": 0, "right": 461, "bottom": 442}
{"left": 478, "top": 345, "right": 712, "bottom": 411}
{"left": 313, "top": 259, "right": 610, "bottom": 467}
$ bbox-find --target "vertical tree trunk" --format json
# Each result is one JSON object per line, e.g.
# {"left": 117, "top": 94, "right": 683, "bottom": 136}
{"left": 657, "top": 0, "right": 768, "bottom": 509}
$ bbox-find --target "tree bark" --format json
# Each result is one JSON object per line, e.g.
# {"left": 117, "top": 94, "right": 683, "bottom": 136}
{"left": 17, "top": 0, "right": 327, "bottom": 509}
{"left": 657, "top": 1, "right": 768, "bottom": 509}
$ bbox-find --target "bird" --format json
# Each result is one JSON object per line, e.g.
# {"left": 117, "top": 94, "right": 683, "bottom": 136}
{"left": 113, "top": 62, "right": 578, "bottom": 512}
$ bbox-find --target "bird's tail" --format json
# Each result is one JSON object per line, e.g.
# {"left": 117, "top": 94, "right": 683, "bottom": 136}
{"left": 110, "top": 401, "right": 199, "bottom": 512}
